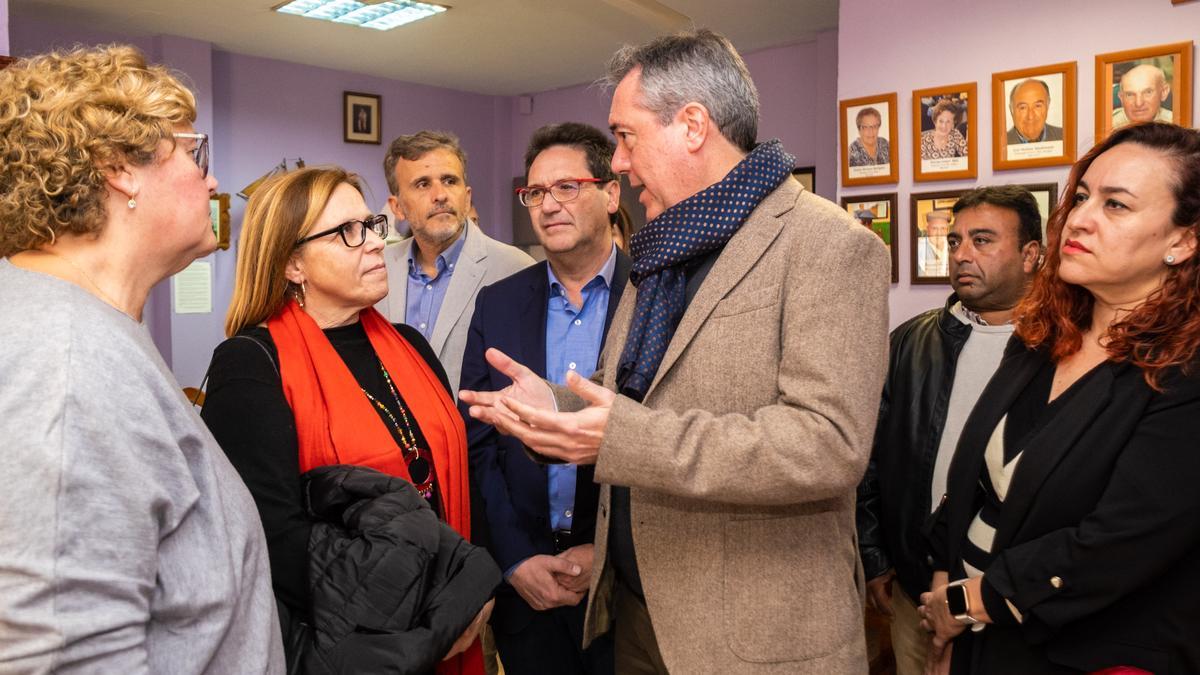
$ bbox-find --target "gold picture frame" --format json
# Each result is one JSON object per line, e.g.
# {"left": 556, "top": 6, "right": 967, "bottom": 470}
{"left": 992, "top": 62, "right": 1077, "bottom": 171}
{"left": 1095, "top": 42, "right": 1192, "bottom": 141}
{"left": 909, "top": 189, "right": 968, "bottom": 285}
{"left": 210, "top": 193, "right": 231, "bottom": 250}
{"left": 839, "top": 93, "right": 900, "bottom": 187}
{"left": 912, "top": 82, "right": 977, "bottom": 183}
{"left": 841, "top": 192, "right": 899, "bottom": 283}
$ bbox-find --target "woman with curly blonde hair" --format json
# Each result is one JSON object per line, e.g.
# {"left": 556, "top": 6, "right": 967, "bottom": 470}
{"left": 0, "top": 45, "right": 283, "bottom": 673}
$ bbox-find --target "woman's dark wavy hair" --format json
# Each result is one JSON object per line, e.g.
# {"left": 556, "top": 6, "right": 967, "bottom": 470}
{"left": 1014, "top": 122, "right": 1200, "bottom": 390}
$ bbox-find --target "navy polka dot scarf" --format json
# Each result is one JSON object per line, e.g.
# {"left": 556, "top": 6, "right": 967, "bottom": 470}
{"left": 616, "top": 140, "right": 795, "bottom": 402}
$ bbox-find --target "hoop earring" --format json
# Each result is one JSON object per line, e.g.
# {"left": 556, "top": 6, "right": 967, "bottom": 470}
{"left": 294, "top": 281, "right": 307, "bottom": 308}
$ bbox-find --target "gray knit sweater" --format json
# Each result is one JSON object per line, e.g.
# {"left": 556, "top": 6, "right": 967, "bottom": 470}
{"left": 0, "top": 259, "right": 283, "bottom": 673}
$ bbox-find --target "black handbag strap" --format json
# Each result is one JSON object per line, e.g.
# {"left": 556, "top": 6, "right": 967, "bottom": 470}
{"left": 190, "top": 334, "right": 278, "bottom": 408}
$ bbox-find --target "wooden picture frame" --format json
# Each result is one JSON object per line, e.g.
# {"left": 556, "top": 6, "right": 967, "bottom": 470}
{"left": 1017, "top": 182, "right": 1060, "bottom": 245}
{"left": 839, "top": 93, "right": 900, "bottom": 187}
{"left": 210, "top": 193, "right": 231, "bottom": 250}
{"left": 912, "top": 82, "right": 977, "bottom": 182}
{"left": 1095, "top": 42, "right": 1192, "bottom": 141}
{"left": 992, "top": 62, "right": 1077, "bottom": 171}
{"left": 792, "top": 166, "right": 816, "bottom": 194}
{"left": 343, "top": 91, "right": 382, "bottom": 145}
{"left": 841, "top": 193, "right": 900, "bottom": 283}
{"left": 909, "top": 189, "right": 968, "bottom": 285}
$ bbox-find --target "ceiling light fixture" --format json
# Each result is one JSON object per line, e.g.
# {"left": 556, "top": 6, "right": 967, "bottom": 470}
{"left": 274, "top": 0, "right": 448, "bottom": 31}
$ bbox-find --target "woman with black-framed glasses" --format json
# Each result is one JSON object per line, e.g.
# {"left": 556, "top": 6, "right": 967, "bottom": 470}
{"left": 201, "top": 166, "right": 498, "bottom": 674}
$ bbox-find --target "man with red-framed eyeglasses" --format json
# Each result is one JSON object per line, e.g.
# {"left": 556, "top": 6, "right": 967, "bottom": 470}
{"left": 459, "top": 122, "right": 630, "bottom": 675}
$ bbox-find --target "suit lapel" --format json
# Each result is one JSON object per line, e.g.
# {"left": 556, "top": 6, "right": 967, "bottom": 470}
{"left": 520, "top": 264, "right": 550, "bottom": 381}
{"left": 429, "top": 222, "right": 486, "bottom": 354}
{"left": 991, "top": 363, "right": 1115, "bottom": 549}
{"left": 381, "top": 239, "right": 413, "bottom": 321}
{"left": 575, "top": 252, "right": 629, "bottom": 541}
{"left": 641, "top": 182, "right": 795, "bottom": 397}
{"left": 944, "top": 343, "right": 1043, "bottom": 548}
{"left": 604, "top": 250, "right": 632, "bottom": 351}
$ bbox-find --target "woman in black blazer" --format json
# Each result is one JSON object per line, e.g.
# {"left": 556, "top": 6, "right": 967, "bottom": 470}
{"left": 920, "top": 122, "right": 1200, "bottom": 675}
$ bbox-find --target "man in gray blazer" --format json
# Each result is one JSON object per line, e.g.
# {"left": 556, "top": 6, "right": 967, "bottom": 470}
{"left": 378, "top": 130, "right": 534, "bottom": 393}
{"left": 462, "top": 30, "right": 889, "bottom": 674}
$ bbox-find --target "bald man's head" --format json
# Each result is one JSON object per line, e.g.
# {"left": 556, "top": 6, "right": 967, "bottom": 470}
{"left": 1118, "top": 64, "right": 1170, "bottom": 124}
{"left": 1010, "top": 79, "right": 1051, "bottom": 141}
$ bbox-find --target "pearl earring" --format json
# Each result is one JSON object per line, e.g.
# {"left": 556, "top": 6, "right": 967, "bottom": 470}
{"left": 1165, "top": 254, "right": 1176, "bottom": 265}
{"left": 127, "top": 198, "right": 137, "bottom": 209}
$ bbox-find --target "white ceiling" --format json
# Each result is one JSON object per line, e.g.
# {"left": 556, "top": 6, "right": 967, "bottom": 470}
{"left": 11, "top": 0, "right": 840, "bottom": 96}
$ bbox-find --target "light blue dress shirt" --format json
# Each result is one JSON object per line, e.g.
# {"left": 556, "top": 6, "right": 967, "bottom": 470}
{"left": 504, "top": 245, "right": 617, "bottom": 579}
{"left": 405, "top": 225, "right": 468, "bottom": 341}
{"left": 544, "top": 246, "right": 617, "bottom": 533}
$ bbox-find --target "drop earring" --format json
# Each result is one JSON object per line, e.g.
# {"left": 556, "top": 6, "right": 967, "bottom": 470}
{"left": 127, "top": 198, "right": 137, "bottom": 209}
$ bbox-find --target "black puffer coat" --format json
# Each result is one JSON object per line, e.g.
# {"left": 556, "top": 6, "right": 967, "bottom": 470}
{"left": 301, "top": 465, "right": 500, "bottom": 674}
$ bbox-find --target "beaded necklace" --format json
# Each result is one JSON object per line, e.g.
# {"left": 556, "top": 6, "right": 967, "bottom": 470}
{"left": 362, "top": 360, "right": 435, "bottom": 498}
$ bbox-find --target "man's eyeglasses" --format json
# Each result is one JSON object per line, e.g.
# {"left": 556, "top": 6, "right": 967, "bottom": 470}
{"left": 172, "top": 132, "right": 210, "bottom": 179}
{"left": 515, "top": 177, "right": 610, "bottom": 208}
{"left": 295, "top": 214, "right": 389, "bottom": 248}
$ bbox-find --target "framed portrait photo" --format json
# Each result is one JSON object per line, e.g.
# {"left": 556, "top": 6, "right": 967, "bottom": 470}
{"left": 209, "top": 193, "right": 231, "bottom": 251}
{"left": 992, "top": 62, "right": 1077, "bottom": 171}
{"left": 344, "top": 91, "right": 382, "bottom": 144}
{"left": 1017, "top": 182, "right": 1060, "bottom": 245}
{"left": 841, "top": 193, "right": 899, "bottom": 283}
{"left": 909, "top": 189, "right": 967, "bottom": 285}
{"left": 912, "top": 83, "right": 977, "bottom": 182}
{"left": 1095, "top": 42, "right": 1193, "bottom": 141}
{"left": 792, "top": 165, "right": 816, "bottom": 194}
{"left": 839, "top": 93, "right": 899, "bottom": 187}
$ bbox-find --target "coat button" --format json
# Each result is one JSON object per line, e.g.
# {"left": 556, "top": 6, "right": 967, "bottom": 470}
{"left": 926, "top": 555, "right": 935, "bottom": 565}
{"left": 1050, "top": 576, "right": 1063, "bottom": 589}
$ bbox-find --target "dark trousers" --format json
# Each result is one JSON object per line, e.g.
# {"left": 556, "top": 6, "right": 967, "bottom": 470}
{"left": 493, "top": 600, "right": 613, "bottom": 675}
{"left": 614, "top": 581, "right": 668, "bottom": 675}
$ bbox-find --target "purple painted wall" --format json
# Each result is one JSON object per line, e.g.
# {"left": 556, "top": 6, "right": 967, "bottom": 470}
{"left": 11, "top": 14, "right": 511, "bottom": 387}
{"left": 838, "top": 0, "right": 1200, "bottom": 329}
{"left": 0, "top": 0, "right": 9, "bottom": 56}
{"left": 507, "top": 31, "right": 840, "bottom": 201}
{"left": 11, "top": 9, "right": 839, "bottom": 384}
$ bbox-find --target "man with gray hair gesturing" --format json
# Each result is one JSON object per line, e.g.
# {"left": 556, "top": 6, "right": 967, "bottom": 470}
{"left": 461, "top": 29, "right": 889, "bottom": 674}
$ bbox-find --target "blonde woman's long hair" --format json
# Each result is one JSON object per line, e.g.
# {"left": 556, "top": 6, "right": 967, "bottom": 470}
{"left": 224, "top": 167, "right": 364, "bottom": 336}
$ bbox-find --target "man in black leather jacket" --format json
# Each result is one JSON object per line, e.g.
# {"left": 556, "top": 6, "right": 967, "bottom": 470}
{"left": 856, "top": 186, "right": 1043, "bottom": 675}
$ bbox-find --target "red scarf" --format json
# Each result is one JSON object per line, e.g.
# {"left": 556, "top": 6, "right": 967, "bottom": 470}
{"left": 269, "top": 301, "right": 482, "bottom": 675}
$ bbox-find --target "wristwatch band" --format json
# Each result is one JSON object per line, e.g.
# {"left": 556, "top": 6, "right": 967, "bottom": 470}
{"left": 947, "top": 579, "right": 981, "bottom": 625}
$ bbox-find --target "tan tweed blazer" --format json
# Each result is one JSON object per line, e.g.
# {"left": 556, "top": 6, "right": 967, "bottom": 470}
{"left": 558, "top": 177, "right": 890, "bottom": 673}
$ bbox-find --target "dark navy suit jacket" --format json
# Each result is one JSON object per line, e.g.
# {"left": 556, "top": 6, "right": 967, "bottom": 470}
{"left": 459, "top": 250, "right": 631, "bottom": 633}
